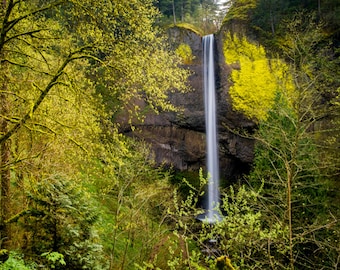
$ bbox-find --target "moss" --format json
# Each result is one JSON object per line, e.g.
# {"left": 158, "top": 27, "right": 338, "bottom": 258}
{"left": 167, "top": 22, "right": 204, "bottom": 37}
{"left": 223, "top": 32, "right": 295, "bottom": 121}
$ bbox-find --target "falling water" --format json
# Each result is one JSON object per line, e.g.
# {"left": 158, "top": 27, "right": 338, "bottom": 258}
{"left": 201, "top": 34, "right": 221, "bottom": 223}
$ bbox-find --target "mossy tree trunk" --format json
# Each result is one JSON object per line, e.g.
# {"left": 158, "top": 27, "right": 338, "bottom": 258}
{"left": 0, "top": 0, "right": 10, "bottom": 249}
{"left": 0, "top": 74, "right": 11, "bottom": 249}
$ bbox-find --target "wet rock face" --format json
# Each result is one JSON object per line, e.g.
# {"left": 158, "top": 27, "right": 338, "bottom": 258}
{"left": 123, "top": 27, "right": 255, "bottom": 183}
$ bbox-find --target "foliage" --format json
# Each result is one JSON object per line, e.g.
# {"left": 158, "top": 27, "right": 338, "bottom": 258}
{"left": 160, "top": 154, "right": 337, "bottom": 269}
{"left": 223, "top": 0, "right": 257, "bottom": 22}
{"left": 246, "top": 15, "right": 340, "bottom": 269}
{"left": 0, "top": 0, "right": 190, "bottom": 262}
{"left": 0, "top": 0, "right": 339, "bottom": 270}
{"left": 0, "top": 252, "right": 36, "bottom": 270}
{"left": 223, "top": 32, "right": 295, "bottom": 121}
{"left": 162, "top": 170, "right": 288, "bottom": 269}
{"left": 211, "top": 185, "right": 287, "bottom": 269}
{"left": 249, "top": 98, "right": 338, "bottom": 268}
{"left": 225, "top": 0, "right": 340, "bottom": 52}
{"left": 81, "top": 137, "right": 176, "bottom": 269}
{"left": 167, "top": 22, "right": 204, "bottom": 36}
{"left": 251, "top": 0, "right": 290, "bottom": 37}
{"left": 157, "top": 15, "right": 340, "bottom": 267}
{"left": 175, "top": 43, "right": 195, "bottom": 65}
{"left": 155, "top": 0, "right": 221, "bottom": 34}
{"left": 155, "top": 0, "right": 203, "bottom": 20}
{"left": 41, "top": 252, "right": 66, "bottom": 269}
{"left": 19, "top": 176, "right": 104, "bottom": 269}
{"left": 278, "top": 13, "right": 340, "bottom": 183}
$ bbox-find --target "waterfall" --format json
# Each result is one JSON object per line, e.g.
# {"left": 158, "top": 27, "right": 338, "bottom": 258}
{"left": 201, "top": 34, "right": 221, "bottom": 223}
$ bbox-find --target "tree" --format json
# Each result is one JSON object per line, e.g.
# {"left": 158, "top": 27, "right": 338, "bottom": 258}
{"left": 88, "top": 138, "right": 174, "bottom": 270}
{"left": 154, "top": 0, "right": 220, "bottom": 34}
{"left": 0, "top": 52, "right": 11, "bottom": 249}
{"left": 247, "top": 15, "right": 340, "bottom": 268}
{"left": 252, "top": 0, "right": 289, "bottom": 36}
{"left": 220, "top": 13, "right": 339, "bottom": 268}
{"left": 223, "top": 0, "right": 257, "bottom": 22}
{"left": 0, "top": 0, "right": 100, "bottom": 248}
{"left": 0, "top": 0, "right": 190, "bottom": 250}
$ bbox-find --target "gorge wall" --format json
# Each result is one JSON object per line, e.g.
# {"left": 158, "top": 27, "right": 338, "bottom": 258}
{"left": 122, "top": 26, "right": 256, "bottom": 183}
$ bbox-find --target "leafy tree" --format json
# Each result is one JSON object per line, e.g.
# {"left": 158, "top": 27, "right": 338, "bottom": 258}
{"left": 0, "top": 0, "right": 189, "bottom": 251}
{"left": 175, "top": 43, "right": 195, "bottom": 64}
{"left": 221, "top": 13, "right": 339, "bottom": 268}
{"left": 224, "top": 0, "right": 340, "bottom": 52}
{"left": 223, "top": 0, "right": 257, "bottom": 22}
{"left": 247, "top": 15, "right": 340, "bottom": 269}
{"left": 163, "top": 169, "right": 287, "bottom": 269}
{"left": 155, "top": 0, "right": 204, "bottom": 23}
{"left": 0, "top": 0, "right": 100, "bottom": 248}
{"left": 249, "top": 97, "right": 338, "bottom": 269}
{"left": 80, "top": 135, "right": 175, "bottom": 269}
{"left": 278, "top": 13, "right": 340, "bottom": 182}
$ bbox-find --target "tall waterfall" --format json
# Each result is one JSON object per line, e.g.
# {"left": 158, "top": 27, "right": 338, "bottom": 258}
{"left": 202, "top": 34, "right": 221, "bottom": 223}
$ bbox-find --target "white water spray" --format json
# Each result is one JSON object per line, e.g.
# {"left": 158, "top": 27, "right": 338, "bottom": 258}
{"left": 201, "top": 34, "right": 221, "bottom": 223}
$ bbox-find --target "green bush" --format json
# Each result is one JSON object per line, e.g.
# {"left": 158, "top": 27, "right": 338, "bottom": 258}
{"left": 20, "top": 176, "right": 105, "bottom": 269}
{"left": 175, "top": 43, "right": 195, "bottom": 65}
{"left": 0, "top": 252, "right": 36, "bottom": 270}
{"left": 164, "top": 171, "right": 288, "bottom": 269}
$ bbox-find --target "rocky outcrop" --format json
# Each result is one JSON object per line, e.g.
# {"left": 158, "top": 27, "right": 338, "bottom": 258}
{"left": 123, "top": 26, "right": 255, "bottom": 183}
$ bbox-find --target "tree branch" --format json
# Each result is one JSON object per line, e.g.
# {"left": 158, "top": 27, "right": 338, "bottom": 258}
{"left": 0, "top": 58, "right": 54, "bottom": 76}
{"left": 3, "top": 29, "right": 47, "bottom": 46}
{"left": 4, "top": 0, "right": 65, "bottom": 35}
{"left": 0, "top": 48, "right": 94, "bottom": 144}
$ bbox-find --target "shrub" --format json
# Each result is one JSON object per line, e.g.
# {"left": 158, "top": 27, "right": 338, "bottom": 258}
{"left": 175, "top": 43, "right": 195, "bottom": 65}
{"left": 19, "top": 176, "right": 105, "bottom": 269}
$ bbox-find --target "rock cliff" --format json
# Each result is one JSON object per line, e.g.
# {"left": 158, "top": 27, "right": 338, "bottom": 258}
{"left": 123, "top": 26, "right": 255, "bottom": 183}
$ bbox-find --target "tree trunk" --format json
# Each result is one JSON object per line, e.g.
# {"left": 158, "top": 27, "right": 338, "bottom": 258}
{"left": 0, "top": 0, "right": 12, "bottom": 250}
{"left": 172, "top": 0, "right": 176, "bottom": 24}
{"left": 270, "top": 9, "right": 275, "bottom": 35}
{"left": 0, "top": 134, "right": 11, "bottom": 249}
{"left": 0, "top": 71, "right": 11, "bottom": 249}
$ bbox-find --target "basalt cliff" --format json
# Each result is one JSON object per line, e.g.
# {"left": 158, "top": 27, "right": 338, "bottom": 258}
{"left": 121, "top": 27, "right": 256, "bottom": 183}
